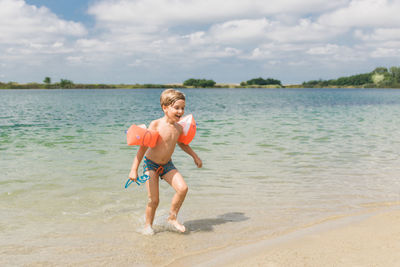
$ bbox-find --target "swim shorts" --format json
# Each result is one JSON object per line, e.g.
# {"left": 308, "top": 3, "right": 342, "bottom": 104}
{"left": 143, "top": 156, "right": 176, "bottom": 179}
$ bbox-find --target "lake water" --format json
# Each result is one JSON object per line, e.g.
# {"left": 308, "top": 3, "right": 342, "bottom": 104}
{"left": 1, "top": 88, "right": 400, "bottom": 266}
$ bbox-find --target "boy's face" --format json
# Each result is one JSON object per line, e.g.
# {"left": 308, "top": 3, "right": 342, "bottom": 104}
{"left": 163, "top": 99, "right": 185, "bottom": 122}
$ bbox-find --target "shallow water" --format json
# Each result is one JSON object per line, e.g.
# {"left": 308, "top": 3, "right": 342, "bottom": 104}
{"left": 1, "top": 88, "right": 400, "bottom": 265}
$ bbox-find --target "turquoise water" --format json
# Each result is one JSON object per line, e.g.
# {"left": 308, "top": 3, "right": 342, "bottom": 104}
{"left": 1, "top": 88, "right": 400, "bottom": 265}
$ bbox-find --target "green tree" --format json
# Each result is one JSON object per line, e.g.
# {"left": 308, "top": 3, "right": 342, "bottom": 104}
{"left": 373, "top": 67, "right": 388, "bottom": 74}
{"left": 183, "top": 78, "right": 197, "bottom": 86}
{"left": 43, "top": 77, "right": 51, "bottom": 84}
{"left": 390, "top": 66, "right": 400, "bottom": 83}
{"left": 183, "top": 78, "right": 216, "bottom": 87}
{"left": 60, "top": 79, "right": 74, "bottom": 88}
{"left": 43, "top": 77, "right": 51, "bottom": 88}
{"left": 245, "top": 77, "right": 281, "bottom": 86}
{"left": 302, "top": 80, "right": 320, "bottom": 88}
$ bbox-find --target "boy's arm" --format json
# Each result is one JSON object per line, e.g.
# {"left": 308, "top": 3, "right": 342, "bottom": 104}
{"left": 178, "top": 142, "right": 202, "bottom": 168}
{"left": 128, "top": 145, "right": 148, "bottom": 180}
{"left": 128, "top": 120, "right": 157, "bottom": 180}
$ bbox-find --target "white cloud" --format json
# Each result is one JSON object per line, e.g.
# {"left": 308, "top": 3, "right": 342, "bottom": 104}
{"left": 266, "top": 19, "right": 343, "bottom": 43}
{"left": 318, "top": 0, "right": 400, "bottom": 28}
{"left": 127, "top": 59, "right": 143, "bottom": 67}
{"left": 52, "top": 42, "right": 64, "bottom": 48}
{"left": 246, "top": 42, "right": 306, "bottom": 61}
{"left": 183, "top": 46, "right": 242, "bottom": 60}
{"left": 0, "top": 0, "right": 87, "bottom": 67}
{"left": 184, "top": 31, "right": 207, "bottom": 45}
{"left": 306, "top": 44, "right": 364, "bottom": 63}
{"left": 371, "top": 47, "right": 400, "bottom": 58}
{"left": 66, "top": 56, "right": 83, "bottom": 64}
{"left": 0, "top": 0, "right": 86, "bottom": 44}
{"left": 307, "top": 44, "right": 340, "bottom": 55}
{"left": 355, "top": 28, "right": 400, "bottom": 41}
{"left": 84, "top": 0, "right": 353, "bottom": 61}
{"left": 88, "top": 0, "right": 347, "bottom": 27}
{"left": 0, "top": 0, "right": 90, "bottom": 82}
{"left": 75, "top": 38, "right": 112, "bottom": 53}
{"left": 250, "top": 47, "right": 272, "bottom": 59}
{"left": 209, "top": 18, "right": 272, "bottom": 44}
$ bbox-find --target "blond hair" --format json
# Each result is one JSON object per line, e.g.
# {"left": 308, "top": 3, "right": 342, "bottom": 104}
{"left": 160, "top": 89, "right": 185, "bottom": 107}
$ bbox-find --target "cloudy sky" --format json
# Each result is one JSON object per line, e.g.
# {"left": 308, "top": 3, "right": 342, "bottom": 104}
{"left": 1, "top": 0, "right": 399, "bottom": 84}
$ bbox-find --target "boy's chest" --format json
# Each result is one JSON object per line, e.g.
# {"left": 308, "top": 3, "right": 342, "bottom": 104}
{"left": 158, "top": 125, "right": 180, "bottom": 141}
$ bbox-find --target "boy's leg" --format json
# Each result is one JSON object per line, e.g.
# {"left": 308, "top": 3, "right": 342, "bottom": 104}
{"left": 145, "top": 170, "right": 160, "bottom": 229}
{"left": 162, "top": 170, "right": 188, "bottom": 232}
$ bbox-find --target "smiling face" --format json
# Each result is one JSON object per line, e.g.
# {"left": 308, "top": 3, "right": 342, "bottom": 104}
{"left": 163, "top": 99, "right": 185, "bottom": 122}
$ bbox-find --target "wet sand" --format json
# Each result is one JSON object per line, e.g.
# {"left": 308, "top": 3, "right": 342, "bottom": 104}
{"left": 171, "top": 206, "right": 400, "bottom": 267}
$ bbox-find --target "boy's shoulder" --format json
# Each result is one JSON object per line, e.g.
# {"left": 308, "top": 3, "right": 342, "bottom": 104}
{"left": 149, "top": 118, "right": 183, "bottom": 132}
{"left": 149, "top": 118, "right": 162, "bottom": 129}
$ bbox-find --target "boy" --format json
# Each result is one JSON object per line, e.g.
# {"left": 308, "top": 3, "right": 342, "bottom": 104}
{"left": 128, "top": 89, "right": 202, "bottom": 235}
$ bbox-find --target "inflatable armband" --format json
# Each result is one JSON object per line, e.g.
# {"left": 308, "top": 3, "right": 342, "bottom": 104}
{"left": 127, "top": 124, "right": 159, "bottom": 147}
{"left": 178, "top": 114, "right": 196, "bottom": 145}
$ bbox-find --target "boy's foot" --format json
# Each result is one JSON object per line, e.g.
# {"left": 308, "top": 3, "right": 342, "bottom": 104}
{"left": 168, "top": 219, "right": 186, "bottom": 233}
{"left": 142, "top": 225, "right": 155, "bottom": 236}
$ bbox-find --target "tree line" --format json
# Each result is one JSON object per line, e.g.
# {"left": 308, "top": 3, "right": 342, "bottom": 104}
{"left": 1, "top": 78, "right": 79, "bottom": 89}
{"left": 2, "top": 67, "right": 400, "bottom": 89}
{"left": 302, "top": 66, "right": 400, "bottom": 88}
{"left": 0, "top": 77, "right": 184, "bottom": 89}
{"left": 1, "top": 76, "right": 281, "bottom": 89}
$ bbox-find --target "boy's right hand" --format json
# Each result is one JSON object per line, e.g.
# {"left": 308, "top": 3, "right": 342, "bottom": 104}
{"left": 194, "top": 156, "right": 202, "bottom": 168}
{"left": 128, "top": 170, "right": 138, "bottom": 183}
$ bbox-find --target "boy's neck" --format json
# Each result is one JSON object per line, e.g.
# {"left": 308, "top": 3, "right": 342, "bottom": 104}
{"left": 163, "top": 115, "right": 176, "bottom": 125}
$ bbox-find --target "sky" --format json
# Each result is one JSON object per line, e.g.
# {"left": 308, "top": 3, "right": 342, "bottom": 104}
{"left": 1, "top": 0, "right": 400, "bottom": 84}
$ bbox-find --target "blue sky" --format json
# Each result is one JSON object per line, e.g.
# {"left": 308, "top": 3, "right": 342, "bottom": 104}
{"left": 24, "top": 0, "right": 90, "bottom": 22}
{"left": 1, "top": 0, "right": 400, "bottom": 84}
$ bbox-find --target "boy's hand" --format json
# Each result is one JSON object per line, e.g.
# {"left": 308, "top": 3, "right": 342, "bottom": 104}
{"left": 194, "top": 157, "right": 202, "bottom": 168}
{"left": 128, "top": 170, "right": 138, "bottom": 183}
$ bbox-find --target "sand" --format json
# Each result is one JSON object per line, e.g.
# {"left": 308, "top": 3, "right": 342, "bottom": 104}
{"left": 171, "top": 206, "right": 400, "bottom": 267}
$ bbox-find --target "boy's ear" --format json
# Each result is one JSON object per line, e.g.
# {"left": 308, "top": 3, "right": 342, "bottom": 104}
{"left": 162, "top": 104, "right": 168, "bottom": 112}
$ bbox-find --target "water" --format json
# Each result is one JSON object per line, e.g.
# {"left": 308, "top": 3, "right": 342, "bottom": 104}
{"left": 1, "top": 88, "right": 400, "bottom": 265}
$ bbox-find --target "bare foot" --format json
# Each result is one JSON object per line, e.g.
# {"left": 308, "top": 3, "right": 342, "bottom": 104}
{"left": 142, "top": 225, "right": 155, "bottom": 235}
{"left": 168, "top": 219, "right": 186, "bottom": 233}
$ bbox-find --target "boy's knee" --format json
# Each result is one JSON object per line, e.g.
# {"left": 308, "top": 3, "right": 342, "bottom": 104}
{"left": 178, "top": 185, "right": 188, "bottom": 196}
{"left": 148, "top": 197, "right": 159, "bottom": 208}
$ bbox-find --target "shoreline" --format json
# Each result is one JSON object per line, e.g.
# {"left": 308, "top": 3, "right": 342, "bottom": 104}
{"left": 169, "top": 203, "right": 400, "bottom": 267}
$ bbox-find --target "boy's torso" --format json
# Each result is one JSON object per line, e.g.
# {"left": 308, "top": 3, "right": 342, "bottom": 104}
{"left": 146, "top": 118, "right": 182, "bottom": 164}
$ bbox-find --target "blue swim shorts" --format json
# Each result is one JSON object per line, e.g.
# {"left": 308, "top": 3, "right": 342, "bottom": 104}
{"left": 143, "top": 156, "right": 176, "bottom": 179}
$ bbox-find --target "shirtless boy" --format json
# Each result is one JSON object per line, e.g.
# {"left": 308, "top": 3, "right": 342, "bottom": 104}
{"left": 128, "top": 89, "right": 202, "bottom": 235}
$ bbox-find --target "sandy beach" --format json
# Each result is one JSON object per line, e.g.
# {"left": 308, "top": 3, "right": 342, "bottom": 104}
{"left": 171, "top": 205, "right": 400, "bottom": 267}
